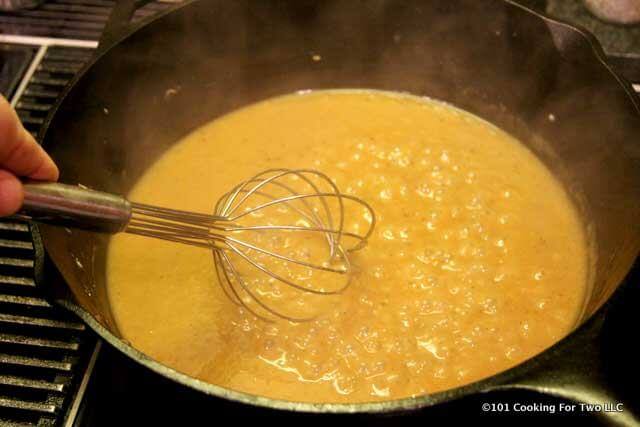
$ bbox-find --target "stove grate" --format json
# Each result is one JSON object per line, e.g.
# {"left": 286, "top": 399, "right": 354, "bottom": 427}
{"left": 0, "top": 1, "right": 172, "bottom": 41}
{"left": 0, "top": 45, "right": 97, "bottom": 427}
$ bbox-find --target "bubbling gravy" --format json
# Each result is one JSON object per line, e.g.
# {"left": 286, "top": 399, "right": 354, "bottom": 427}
{"left": 107, "top": 90, "right": 588, "bottom": 403}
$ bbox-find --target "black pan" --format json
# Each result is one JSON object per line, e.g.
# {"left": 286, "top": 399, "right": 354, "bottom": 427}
{"left": 30, "top": 0, "right": 640, "bottom": 423}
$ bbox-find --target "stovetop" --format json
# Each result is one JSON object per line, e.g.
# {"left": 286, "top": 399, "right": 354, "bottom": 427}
{"left": 0, "top": 0, "right": 171, "bottom": 40}
{"left": 1, "top": 1, "right": 639, "bottom": 425}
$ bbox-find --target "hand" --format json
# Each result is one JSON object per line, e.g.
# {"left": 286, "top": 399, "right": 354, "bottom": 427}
{"left": 0, "top": 95, "right": 59, "bottom": 216}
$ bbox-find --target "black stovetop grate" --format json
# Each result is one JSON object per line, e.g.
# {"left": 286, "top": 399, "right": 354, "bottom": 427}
{"left": 0, "top": 45, "right": 97, "bottom": 427}
{"left": 0, "top": 0, "right": 172, "bottom": 40}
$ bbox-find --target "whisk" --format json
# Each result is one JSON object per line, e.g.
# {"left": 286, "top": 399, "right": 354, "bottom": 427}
{"left": 16, "top": 169, "right": 376, "bottom": 321}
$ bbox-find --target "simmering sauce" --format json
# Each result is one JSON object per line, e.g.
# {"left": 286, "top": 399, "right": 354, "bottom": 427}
{"left": 107, "top": 90, "right": 588, "bottom": 402}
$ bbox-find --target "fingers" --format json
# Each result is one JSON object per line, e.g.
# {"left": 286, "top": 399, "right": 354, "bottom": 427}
{"left": 0, "top": 95, "right": 59, "bottom": 181}
{"left": 0, "top": 169, "right": 24, "bottom": 216}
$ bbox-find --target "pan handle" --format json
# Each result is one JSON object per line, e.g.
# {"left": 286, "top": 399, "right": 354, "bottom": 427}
{"left": 485, "top": 272, "right": 640, "bottom": 426}
{"left": 99, "top": 0, "right": 168, "bottom": 54}
{"left": 99, "top": 0, "right": 139, "bottom": 53}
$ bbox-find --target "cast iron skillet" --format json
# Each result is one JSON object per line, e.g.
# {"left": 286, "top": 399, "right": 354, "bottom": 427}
{"left": 29, "top": 0, "right": 640, "bottom": 423}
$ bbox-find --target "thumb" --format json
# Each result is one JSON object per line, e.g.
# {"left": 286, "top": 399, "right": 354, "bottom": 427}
{"left": 0, "top": 169, "right": 23, "bottom": 216}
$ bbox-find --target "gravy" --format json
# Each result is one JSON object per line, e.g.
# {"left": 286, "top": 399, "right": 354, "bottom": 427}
{"left": 107, "top": 90, "right": 588, "bottom": 402}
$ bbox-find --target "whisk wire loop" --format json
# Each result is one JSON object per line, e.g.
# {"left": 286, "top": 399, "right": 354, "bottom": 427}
{"left": 124, "top": 168, "right": 375, "bottom": 321}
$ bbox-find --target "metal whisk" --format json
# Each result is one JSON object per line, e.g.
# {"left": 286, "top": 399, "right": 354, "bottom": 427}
{"left": 16, "top": 169, "right": 376, "bottom": 321}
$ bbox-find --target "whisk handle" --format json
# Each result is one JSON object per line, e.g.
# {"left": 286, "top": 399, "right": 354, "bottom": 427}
{"left": 16, "top": 182, "right": 132, "bottom": 233}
